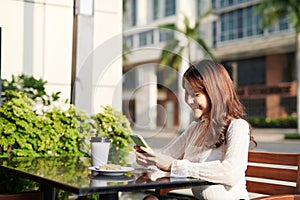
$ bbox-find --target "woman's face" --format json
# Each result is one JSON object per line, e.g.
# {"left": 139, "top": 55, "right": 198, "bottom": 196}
{"left": 184, "top": 80, "right": 210, "bottom": 120}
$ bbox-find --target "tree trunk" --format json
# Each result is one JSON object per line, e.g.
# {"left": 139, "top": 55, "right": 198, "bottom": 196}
{"left": 296, "top": 32, "right": 300, "bottom": 133}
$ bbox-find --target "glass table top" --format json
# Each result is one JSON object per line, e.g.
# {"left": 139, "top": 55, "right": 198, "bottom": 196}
{"left": 0, "top": 156, "right": 210, "bottom": 196}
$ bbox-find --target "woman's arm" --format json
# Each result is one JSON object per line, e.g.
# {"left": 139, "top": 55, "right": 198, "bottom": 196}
{"left": 135, "top": 122, "right": 199, "bottom": 171}
{"left": 170, "top": 119, "right": 250, "bottom": 186}
{"left": 159, "top": 121, "right": 199, "bottom": 158}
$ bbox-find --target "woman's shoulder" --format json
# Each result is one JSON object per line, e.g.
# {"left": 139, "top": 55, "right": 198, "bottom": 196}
{"left": 182, "top": 121, "right": 201, "bottom": 134}
{"left": 230, "top": 118, "right": 248, "bottom": 125}
{"left": 228, "top": 118, "right": 249, "bottom": 131}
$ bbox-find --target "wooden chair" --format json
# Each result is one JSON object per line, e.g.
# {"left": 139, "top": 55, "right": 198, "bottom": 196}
{"left": 252, "top": 194, "right": 300, "bottom": 200}
{"left": 0, "top": 191, "right": 43, "bottom": 200}
{"left": 158, "top": 151, "right": 300, "bottom": 199}
{"left": 246, "top": 151, "right": 300, "bottom": 199}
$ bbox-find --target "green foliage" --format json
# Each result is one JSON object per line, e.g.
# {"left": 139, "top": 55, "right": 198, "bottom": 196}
{"left": 0, "top": 91, "right": 84, "bottom": 157}
{"left": 0, "top": 75, "right": 133, "bottom": 199}
{"left": 94, "top": 106, "right": 133, "bottom": 165}
{"left": 255, "top": 0, "right": 300, "bottom": 33}
{"left": 0, "top": 75, "right": 132, "bottom": 199}
{"left": 2, "top": 74, "right": 61, "bottom": 105}
{"left": 284, "top": 133, "right": 300, "bottom": 140}
{"left": 158, "top": 11, "right": 216, "bottom": 71}
{"left": 248, "top": 116, "right": 297, "bottom": 128}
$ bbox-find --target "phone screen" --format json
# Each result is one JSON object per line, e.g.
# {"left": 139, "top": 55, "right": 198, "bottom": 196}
{"left": 130, "top": 135, "right": 148, "bottom": 147}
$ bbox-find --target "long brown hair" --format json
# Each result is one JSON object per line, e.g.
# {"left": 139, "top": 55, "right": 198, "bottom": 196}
{"left": 183, "top": 59, "right": 256, "bottom": 148}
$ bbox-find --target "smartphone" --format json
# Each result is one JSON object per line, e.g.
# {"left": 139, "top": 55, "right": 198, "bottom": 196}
{"left": 130, "top": 134, "right": 149, "bottom": 147}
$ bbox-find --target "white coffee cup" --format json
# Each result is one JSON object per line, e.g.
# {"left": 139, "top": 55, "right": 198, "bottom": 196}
{"left": 90, "top": 137, "right": 111, "bottom": 167}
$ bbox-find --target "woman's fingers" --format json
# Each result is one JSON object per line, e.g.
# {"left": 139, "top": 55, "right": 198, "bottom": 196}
{"left": 136, "top": 151, "right": 156, "bottom": 167}
{"left": 136, "top": 151, "right": 147, "bottom": 160}
{"left": 146, "top": 156, "right": 157, "bottom": 166}
{"left": 136, "top": 153, "right": 148, "bottom": 166}
{"left": 135, "top": 146, "right": 173, "bottom": 171}
{"left": 140, "top": 146, "right": 154, "bottom": 155}
{"left": 136, "top": 151, "right": 152, "bottom": 166}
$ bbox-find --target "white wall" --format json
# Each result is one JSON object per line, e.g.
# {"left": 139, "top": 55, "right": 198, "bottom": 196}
{"left": 0, "top": 0, "right": 73, "bottom": 101}
{"left": 0, "top": 0, "right": 123, "bottom": 113}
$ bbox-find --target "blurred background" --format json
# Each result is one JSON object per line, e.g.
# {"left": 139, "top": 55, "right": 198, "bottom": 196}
{"left": 0, "top": 0, "right": 299, "bottom": 132}
{"left": 1, "top": 1, "right": 300, "bottom": 198}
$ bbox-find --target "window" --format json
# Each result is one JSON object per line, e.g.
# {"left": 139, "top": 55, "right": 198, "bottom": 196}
{"left": 279, "top": 18, "right": 289, "bottom": 30}
{"left": 124, "top": 35, "right": 134, "bottom": 49}
{"left": 282, "top": 52, "right": 295, "bottom": 82}
{"left": 153, "top": 0, "right": 159, "bottom": 20}
{"left": 139, "top": 30, "right": 154, "bottom": 47}
{"left": 237, "top": 9, "right": 243, "bottom": 38}
{"left": 217, "top": 6, "right": 263, "bottom": 42}
{"left": 237, "top": 57, "right": 266, "bottom": 86}
{"left": 241, "top": 98, "right": 266, "bottom": 117}
{"left": 212, "top": 0, "right": 217, "bottom": 9}
{"left": 131, "top": 0, "right": 137, "bottom": 26}
{"left": 159, "top": 30, "right": 174, "bottom": 42}
{"left": 280, "top": 97, "right": 296, "bottom": 116}
{"left": 164, "top": 0, "right": 176, "bottom": 17}
{"left": 139, "top": 32, "right": 147, "bottom": 47}
{"left": 212, "top": 21, "right": 217, "bottom": 47}
{"left": 214, "top": 4, "right": 293, "bottom": 45}
{"left": 246, "top": 7, "right": 253, "bottom": 36}
{"left": 215, "top": 0, "right": 252, "bottom": 9}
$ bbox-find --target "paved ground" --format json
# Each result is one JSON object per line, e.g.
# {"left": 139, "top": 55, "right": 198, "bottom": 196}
{"left": 252, "top": 128, "right": 297, "bottom": 142}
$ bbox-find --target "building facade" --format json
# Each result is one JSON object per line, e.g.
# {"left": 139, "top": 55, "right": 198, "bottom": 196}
{"left": 123, "top": 0, "right": 297, "bottom": 129}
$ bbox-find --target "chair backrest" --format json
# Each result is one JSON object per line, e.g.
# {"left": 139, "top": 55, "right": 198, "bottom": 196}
{"left": 0, "top": 191, "right": 43, "bottom": 200}
{"left": 246, "top": 151, "right": 300, "bottom": 196}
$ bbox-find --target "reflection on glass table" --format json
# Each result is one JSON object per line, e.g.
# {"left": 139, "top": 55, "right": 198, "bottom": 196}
{"left": 0, "top": 156, "right": 213, "bottom": 200}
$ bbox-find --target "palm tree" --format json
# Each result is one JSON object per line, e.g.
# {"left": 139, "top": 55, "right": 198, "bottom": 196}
{"left": 256, "top": 0, "right": 300, "bottom": 132}
{"left": 159, "top": 11, "right": 215, "bottom": 71}
{"left": 158, "top": 11, "right": 216, "bottom": 130}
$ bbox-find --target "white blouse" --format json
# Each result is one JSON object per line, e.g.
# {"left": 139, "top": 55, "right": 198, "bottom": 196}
{"left": 160, "top": 119, "right": 250, "bottom": 200}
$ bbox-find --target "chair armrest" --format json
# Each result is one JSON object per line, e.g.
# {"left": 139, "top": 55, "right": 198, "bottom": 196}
{"left": 252, "top": 194, "right": 300, "bottom": 200}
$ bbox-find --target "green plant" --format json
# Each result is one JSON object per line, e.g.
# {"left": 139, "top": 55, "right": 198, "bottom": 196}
{"left": 2, "top": 74, "right": 60, "bottom": 105}
{"left": 0, "top": 91, "right": 84, "bottom": 157}
{"left": 94, "top": 106, "right": 133, "bottom": 165}
{"left": 0, "top": 75, "right": 134, "bottom": 200}
{"left": 247, "top": 116, "right": 297, "bottom": 128}
{"left": 284, "top": 133, "right": 300, "bottom": 140}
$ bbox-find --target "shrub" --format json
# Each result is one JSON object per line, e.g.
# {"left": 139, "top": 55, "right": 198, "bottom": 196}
{"left": 2, "top": 74, "right": 60, "bottom": 105}
{"left": 247, "top": 116, "right": 297, "bottom": 128}
{"left": 0, "top": 91, "right": 84, "bottom": 157}
{"left": 0, "top": 74, "right": 133, "bottom": 200}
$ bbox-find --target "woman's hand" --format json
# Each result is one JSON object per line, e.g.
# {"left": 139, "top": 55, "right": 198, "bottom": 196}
{"left": 134, "top": 145, "right": 175, "bottom": 172}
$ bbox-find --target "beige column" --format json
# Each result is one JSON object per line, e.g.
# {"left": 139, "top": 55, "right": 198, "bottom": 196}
{"left": 135, "top": 65, "right": 157, "bottom": 130}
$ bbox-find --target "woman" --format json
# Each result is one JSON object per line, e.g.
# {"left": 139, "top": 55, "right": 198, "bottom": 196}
{"left": 134, "top": 59, "right": 256, "bottom": 200}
